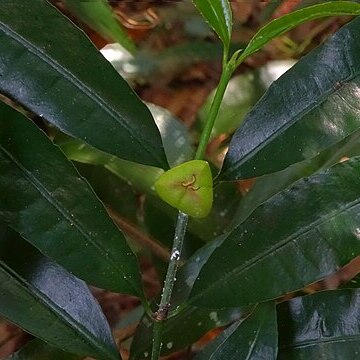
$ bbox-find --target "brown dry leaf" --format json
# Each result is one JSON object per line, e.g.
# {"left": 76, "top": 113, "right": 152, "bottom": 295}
{"left": 0, "top": 321, "right": 30, "bottom": 358}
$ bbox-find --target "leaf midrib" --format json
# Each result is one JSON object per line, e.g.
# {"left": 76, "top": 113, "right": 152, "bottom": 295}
{"left": 0, "top": 19, "right": 163, "bottom": 166}
{"left": 0, "top": 261, "right": 116, "bottom": 360}
{"left": 243, "top": 318, "right": 264, "bottom": 360}
{"left": 207, "top": 321, "right": 239, "bottom": 360}
{"left": 280, "top": 334, "right": 360, "bottom": 350}
{"left": 245, "top": 7, "right": 360, "bottom": 58}
{"left": 209, "top": 2, "right": 227, "bottom": 42}
{"left": 190, "top": 193, "right": 360, "bottom": 305}
{"left": 225, "top": 49, "right": 360, "bottom": 177}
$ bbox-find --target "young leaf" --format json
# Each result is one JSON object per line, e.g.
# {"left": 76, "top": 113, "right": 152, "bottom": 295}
{"left": 58, "top": 102, "right": 195, "bottom": 191}
{"left": 0, "top": 224, "right": 119, "bottom": 360}
{"left": 60, "top": 137, "right": 239, "bottom": 240}
{"left": 192, "top": 0, "right": 232, "bottom": 54}
{"left": 155, "top": 160, "right": 213, "bottom": 218}
{"left": 63, "top": 0, "right": 136, "bottom": 54}
{"left": 278, "top": 289, "right": 360, "bottom": 359}
{"left": 7, "top": 339, "right": 82, "bottom": 360}
{"left": 194, "top": 302, "right": 277, "bottom": 360}
{"left": 0, "top": 101, "right": 143, "bottom": 297}
{"left": 236, "top": 1, "right": 360, "bottom": 64}
{"left": 0, "top": 0, "right": 168, "bottom": 169}
{"left": 221, "top": 15, "right": 360, "bottom": 181}
{"left": 189, "top": 156, "right": 360, "bottom": 308}
{"left": 59, "top": 137, "right": 164, "bottom": 195}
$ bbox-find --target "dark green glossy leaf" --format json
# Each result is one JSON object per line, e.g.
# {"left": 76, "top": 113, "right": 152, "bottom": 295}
{"left": 7, "top": 339, "right": 82, "bottom": 360}
{"left": 236, "top": 1, "right": 360, "bottom": 64}
{"left": 189, "top": 180, "right": 241, "bottom": 239}
{"left": 74, "top": 163, "right": 139, "bottom": 225}
{"left": 192, "top": 0, "right": 232, "bottom": 53}
{"left": 0, "top": 0, "right": 167, "bottom": 169}
{"left": 0, "top": 101, "right": 143, "bottom": 297}
{"left": 172, "top": 236, "right": 225, "bottom": 305}
{"left": 0, "top": 224, "right": 119, "bottom": 360}
{"left": 221, "top": 16, "right": 360, "bottom": 181}
{"left": 63, "top": 0, "right": 136, "bottom": 53}
{"left": 194, "top": 302, "right": 277, "bottom": 360}
{"left": 189, "top": 156, "right": 360, "bottom": 308}
{"left": 232, "top": 128, "right": 360, "bottom": 227}
{"left": 278, "top": 289, "right": 360, "bottom": 359}
{"left": 58, "top": 102, "right": 194, "bottom": 189}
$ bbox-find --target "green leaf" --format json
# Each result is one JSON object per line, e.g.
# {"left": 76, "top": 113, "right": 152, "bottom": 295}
{"left": 61, "top": 137, "right": 239, "bottom": 240}
{"left": 0, "top": 224, "right": 119, "bottom": 360}
{"left": 188, "top": 181, "right": 242, "bottom": 238}
{"left": 192, "top": 0, "right": 232, "bottom": 53}
{"left": 236, "top": 1, "right": 360, "bottom": 64}
{"left": 278, "top": 289, "right": 360, "bottom": 359}
{"left": 189, "top": 156, "right": 360, "bottom": 308}
{"left": 63, "top": 0, "right": 136, "bottom": 53}
{"left": 172, "top": 236, "right": 225, "bottom": 305}
{"left": 221, "top": 15, "right": 360, "bottom": 181}
{"left": 0, "top": 101, "right": 143, "bottom": 297}
{"left": 155, "top": 160, "right": 213, "bottom": 218}
{"left": 0, "top": 0, "right": 168, "bottom": 169}
{"left": 194, "top": 302, "right": 277, "bottom": 360}
{"left": 232, "top": 128, "right": 360, "bottom": 227}
{"left": 75, "top": 163, "right": 139, "bottom": 224}
{"left": 59, "top": 137, "right": 163, "bottom": 195}
{"left": 58, "top": 102, "right": 194, "bottom": 188}
{"left": 7, "top": 339, "right": 82, "bottom": 360}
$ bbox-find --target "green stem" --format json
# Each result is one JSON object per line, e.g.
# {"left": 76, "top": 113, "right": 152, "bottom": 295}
{"left": 151, "top": 321, "right": 164, "bottom": 360}
{"left": 151, "top": 211, "right": 188, "bottom": 359}
{"left": 195, "top": 62, "right": 233, "bottom": 160}
{"left": 151, "top": 51, "right": 236, "bottom": 360}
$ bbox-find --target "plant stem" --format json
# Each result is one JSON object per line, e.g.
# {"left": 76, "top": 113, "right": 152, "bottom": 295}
{"left": 151, "top": 321, "right": 164, "bottom": 360}
{"left": 195, "top": 62, "right": 233, "bottom": 160}
{"left": 151, "top": 55, "right": 235, "bottom": 360}
{"left": 151, "top": 211, "right": 188, "bottom": 360}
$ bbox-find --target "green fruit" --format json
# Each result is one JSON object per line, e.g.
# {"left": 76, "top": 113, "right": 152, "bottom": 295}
{"left": 154, "top": 160, "right": 213, "bottom": 218}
